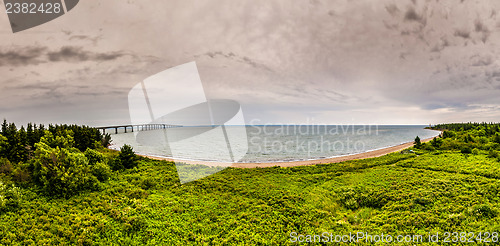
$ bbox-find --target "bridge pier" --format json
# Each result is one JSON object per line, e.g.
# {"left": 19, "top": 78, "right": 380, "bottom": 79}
{"left": 96, "top": 124, "right": 181, "bottom": 135}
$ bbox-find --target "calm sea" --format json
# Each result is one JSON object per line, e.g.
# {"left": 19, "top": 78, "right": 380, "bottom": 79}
{"left": 109, "top": 125, "right": 439, "bottom": 163}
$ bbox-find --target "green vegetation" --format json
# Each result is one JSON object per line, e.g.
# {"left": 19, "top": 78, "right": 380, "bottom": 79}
{"left": 414, "top": 136, "right": 421, "bottom": 148}
{"left": 0, "top": 121, "right": 500, "bottom": 245}
{"left": 110, "top": 144, "right": 139, "bottom": 171}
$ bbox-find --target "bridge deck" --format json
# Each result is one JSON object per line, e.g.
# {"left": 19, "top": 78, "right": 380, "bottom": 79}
{"left": 95, "top": 124, "right": 181, "bottom": 134}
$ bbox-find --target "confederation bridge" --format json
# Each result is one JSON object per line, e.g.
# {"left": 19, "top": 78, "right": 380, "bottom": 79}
{"left": 95, "top": 124, "right": 181, "bottom": 134}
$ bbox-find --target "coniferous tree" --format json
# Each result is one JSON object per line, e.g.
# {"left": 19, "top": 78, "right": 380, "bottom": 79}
{"left": 26, "top": 123, "right": 35, "bottom": 147}
{"left": 6, "top": 122, "right": 16, "bottom": 141}
{"left": 9, "top": 131, "right": 26, "bottom": 163}
{"left": 111, "top": 144, "right": 138, "bottom": 170}
{"left": 414, "top": 136, "right": 422, "bottom": 148}
{"left": 19, "top": 126, "right": 27, "bottom": 147}
{"left": 1, "top": 119, "right": 7, "bottom": 135}
{"left": 0, "top": 134, "right": 8, "bottom": 158}
{"left": 494, "top": 133, "right": 500, "bottom": 144}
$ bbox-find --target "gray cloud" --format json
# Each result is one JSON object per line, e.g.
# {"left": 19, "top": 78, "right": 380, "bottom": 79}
{"left": 404, "top": 7, "right": 426, "bottom": 25}
{"left": 430, "top": 37, "right": 450, "bottom": 52}
{"left": 470, "top": 55, "right": 493, "bottom": 67}
{"left": 0, "top": 47, "right": 47, "bottom": 66}
{"left": 199, "top": 51, "right": 272, "bottom": 72}
{"left": 2, "top": 0, "right": 500, "bottom": 125}
{"left": 475, "top": 19, "right": 486, "bottom": 32}
{"left": 473, "top": 19, "right": 491, "bottom": 43}
{"left": 68, "top": 35, "right": 102, "bottom": 45}
{"left": 454, "top": 29, "right": 470, "bottom": 39}
{"left": 0, "top": 45, "right": 129, "bottom": 66}
{"left": 385, "top": 4, "right": 400, "bottom": 17}
{"left": 48, "top": 46, "right": 126, "bottom": 62}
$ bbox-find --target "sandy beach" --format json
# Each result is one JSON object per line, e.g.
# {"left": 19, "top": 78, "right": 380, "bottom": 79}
{"left": 138, "top": 133, "right": 440, "bottom": 169}
{"left": 231, "top": 135, "right": 437, "bottom": 168}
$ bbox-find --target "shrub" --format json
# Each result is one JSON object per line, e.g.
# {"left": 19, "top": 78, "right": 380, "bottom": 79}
{"left": 414, "top": 136, "right": 422, "bottom": 148}
{"left": 468, "top": 204, "right": 497, "bottom": 219}
{"left": 461, "top": 146, "right": 472, "bottom": 155}
{"left": 337, "top": 186, "right": 387, "bottom": 210}
{"left": 0, "top": 181, "right": 22, "bottom": 212}
{"left": 0, "top": 134, "right": 7, "bottom": 158}
{"left": 139, "top": 176, "right": 157, "bottom": 190}
{"left": 84, "top": 148, "right": 105, "bottom": 165}
{"left": 32, "top": 142, "right": 99, "bottom": 197}
{"left": 91, "top": 162, "right": 112, "bottom": 182}
{"left": 472, "top": 148, "right": 480, "bottom": 155}
{"left": 0, "top": 158, "right": 12, "bottom": 175}
{"left": 488, "top": 149, "right": 499, "bottom": 159}
{"left": 39, "top": 130, "right": 74, "bottom": 149}
{"left": 494, "top": 133, "right": 500, "bottom": 144}
{"left": 442, "top": 130, "right": 454, "bottom": 139}
{"left": 12, "top": 166, "right": 31, "bottom": 185}
{"left": 112, "top": 145, "right": 138, "bottom": 170}
{"left": 421, "top": 143, "right": 435, "bottom": 151}
{"left": 101, "top": 133, "right": 112, "bottom": 148}
{"left": 431, "top": 137, "right": 443, "bottom": 148}
{"left": 110, "top": 157, "right": 124, "bottom": 171}
{"left": 128, "top": 188, "right": 149, "bottom": 199}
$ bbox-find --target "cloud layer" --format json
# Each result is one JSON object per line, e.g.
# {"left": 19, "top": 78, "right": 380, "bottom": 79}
{"left": 1, "top": 0, "right": 500, "bottom": 125}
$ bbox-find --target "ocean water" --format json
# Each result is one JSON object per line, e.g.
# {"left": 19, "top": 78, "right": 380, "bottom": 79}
{"left": 109, "top": 125, "right": 439, "bottom": 163}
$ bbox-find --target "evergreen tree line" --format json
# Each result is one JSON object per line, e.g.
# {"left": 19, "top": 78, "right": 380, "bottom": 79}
{"left": 413, "top": 122, "right": 500, "bottom": 157}
{"left": 431, "top": 122, "right": 500, "bottom": 136}
{"left": 0, "top": 119, "right": 111, "bottom": 164}
{"left": 0, "top": 119, "right": 137, "bottom": 199}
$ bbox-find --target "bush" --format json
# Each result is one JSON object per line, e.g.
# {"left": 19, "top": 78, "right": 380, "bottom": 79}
{"left": 12, "top": 166, "right": 31, "bottom": 185}
{"left": 0, "top": 158, "right": 12, "bottom": 175}
{"left": 0, "top": 181, "right": 22, "bottom": 212}
{"left": 39, "top": 130, "right": 74, "bottom": 149}
{"left": 414, "top": 136, "right": 422, "bottom": 148}
{"left": 101, "top": 133, "right": 112, "bottom": 148}
{"left": 91, "top": 162, "right": 112, "bottom": 182}
{"left": 494, "top": 133, "right": 500, "bottom": 144}
{"left": 431, "top": 137, "right": 443, "bottom": 148}
{"left": 112, "top": 145, "right": 138, "bottom": 170}
{"left": 110, "top": 157, "right": 124, "bottom": 171}
{"left": 337, "top": 186, "right": 387, "bottom": 210}
{"left": 488, "top": 149, "right": 499, "bottom": 159}
{"left": 84, "top": 148, "right": 105, "bottom": 165}
{"left": 32, "top": 142, "right": 100, "bottom": 197}
{"left": 468, "top": 204, "right": 497, "bottom": 219}
{"left": 0, "top": 134, "right": 7, "bottom": 158}
{"left": 461, "top": 146, "right": 472, "bottom": 155}
{"left": 472, "top": 148, "right": 480, "bottom": 155}
{"left": 442, "top": 130, "right": 454, "bottom": 139}
{"left": 128, "top": 188, "right": 149, "bottom": 199}
{"left": 421, "top": 143, "right": 435, "bottom": 151}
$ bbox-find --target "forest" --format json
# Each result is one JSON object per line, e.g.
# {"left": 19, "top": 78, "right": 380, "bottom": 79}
{"left": 0, "top": 120, "right": 499, "bottom": 245}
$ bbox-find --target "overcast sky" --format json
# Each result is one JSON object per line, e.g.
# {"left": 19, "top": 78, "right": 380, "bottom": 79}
{"left": 1, "top": 0, "right": 500, "bottom": 126}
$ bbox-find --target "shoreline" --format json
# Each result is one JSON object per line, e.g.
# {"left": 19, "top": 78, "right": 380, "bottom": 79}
{"left": 137, "top": 131, "right": 441, "bottom": 169}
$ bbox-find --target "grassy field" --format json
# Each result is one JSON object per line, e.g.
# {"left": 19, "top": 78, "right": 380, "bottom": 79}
{"left": 1, "top": 123, "right": 500, "bottom": 245}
